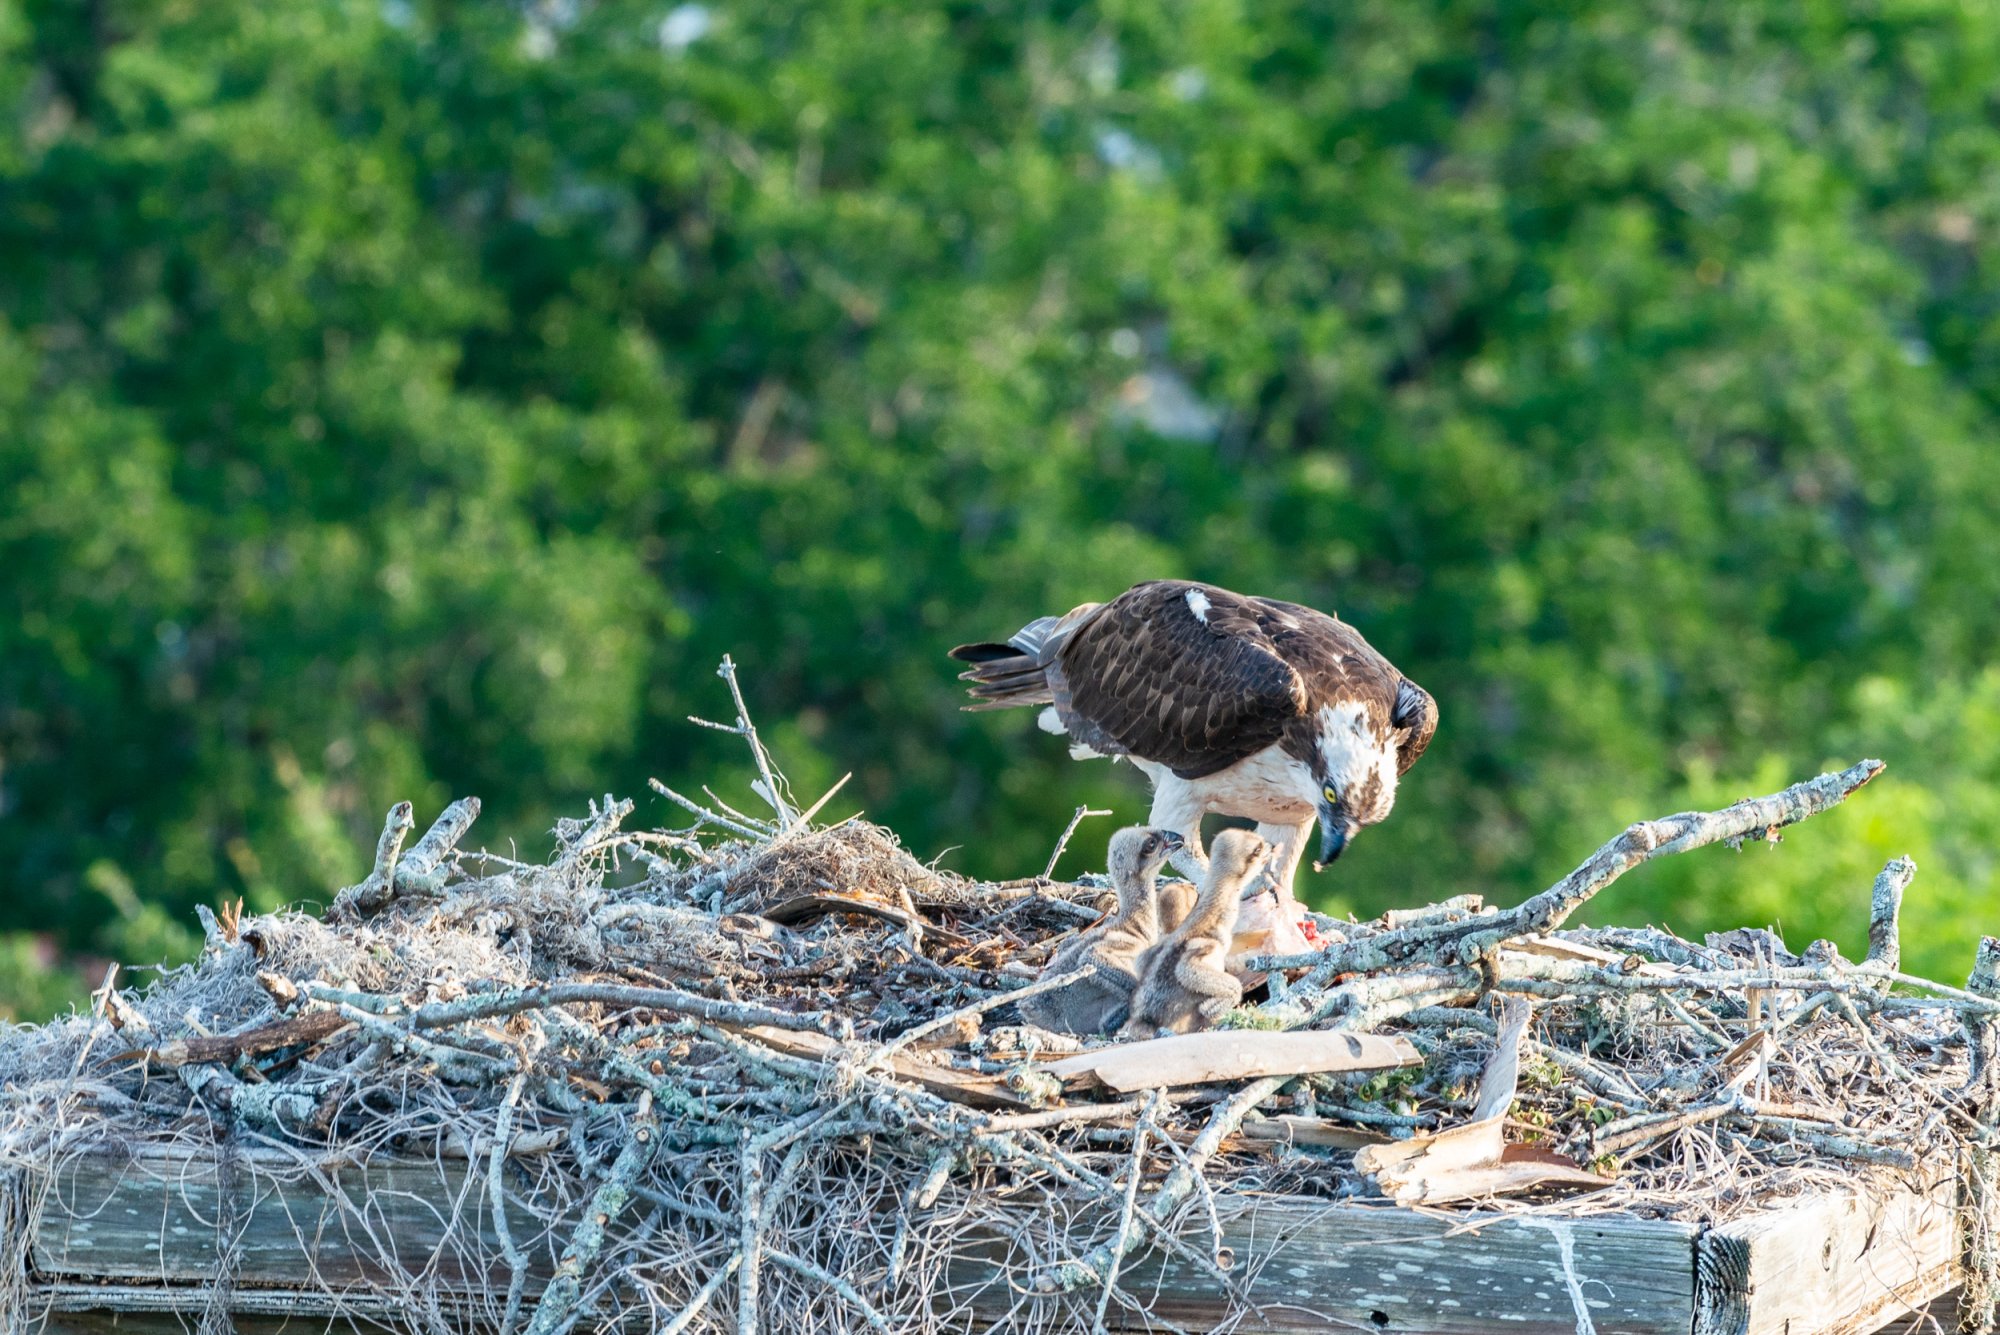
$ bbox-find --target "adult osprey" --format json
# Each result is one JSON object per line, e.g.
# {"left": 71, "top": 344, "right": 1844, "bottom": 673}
{"left": 950, "top": 580, "right": 1437, "bottom": 905}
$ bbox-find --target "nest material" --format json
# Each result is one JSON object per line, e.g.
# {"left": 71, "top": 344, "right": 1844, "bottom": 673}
{"left": 719, "top": 820, "right": 950, "bottom": 913}
{"left": 0, "top": 686, "right": 1994, "bottom": 1334}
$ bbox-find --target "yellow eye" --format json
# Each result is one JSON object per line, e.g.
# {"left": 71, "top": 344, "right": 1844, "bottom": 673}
{"left": 1322, "top": 784, "right": 1338, "bottom": 804}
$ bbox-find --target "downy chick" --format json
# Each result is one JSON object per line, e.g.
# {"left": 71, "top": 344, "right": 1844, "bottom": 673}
{"left": 1019, "top": 827, "right": 1184, "bottom": 1036}
{"left": 1122, "top": 830, "right": 1271, "bottom": 1038}
{"left": 1157, "top": 878, "right": 1311, "bottom": 990}
{"left": 1156, "top": 879, "right": 1199, "bottom": 935}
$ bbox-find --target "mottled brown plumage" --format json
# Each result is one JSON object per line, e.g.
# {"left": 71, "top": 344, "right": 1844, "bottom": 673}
{"left": 1122, "top": 830, "right": 1269, "bottom": 1037}
{"left": 1019, "top": 827, "right": 1183, "bottom": 1036}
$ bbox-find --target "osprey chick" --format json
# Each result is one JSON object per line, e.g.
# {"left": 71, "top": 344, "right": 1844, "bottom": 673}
{"left": 1019, "top": 826, "right": 1183, "bottom": 1036}
{"left": 950, "top": 580, "right": 1436, "bottom": 909}
{"left": 1122, "top": 829, "right": 1269, "bottom": 1037}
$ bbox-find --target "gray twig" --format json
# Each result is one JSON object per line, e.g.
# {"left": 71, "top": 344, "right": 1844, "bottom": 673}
{"left": 661, "top": 1256, "right": 741, "bottom": 1335}
{"left": 488, "top": 1074, "right": 530, "bottom": 1335}
{"left": 649, "top": 777, "right": 772, "bottom": 841}
{"left": 736, "top": 1135, "right": 764, "bottom": 1335}
{"left": 521, "top": 1092, "right": 662, "bottom": 1335}
{"left": 1251, "top": 760, "right": 1884, "bottom": 1018}
{"left": 690, "top": 655, "right": 797, "bottom": 829}
{"left": 1045, "top": 806, "right": 1113, "bottom": 880}
{"left": 1091, "top": 1087, "right": 1163, "bottom": 1333}
{"left": 1028, "top": 1076, "right": 1285, "bottom": 1294}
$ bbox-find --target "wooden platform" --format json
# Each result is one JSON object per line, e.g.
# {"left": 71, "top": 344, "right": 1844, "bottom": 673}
{"left": 14, "top": 1148, "right": 1965, "bottom": 1334}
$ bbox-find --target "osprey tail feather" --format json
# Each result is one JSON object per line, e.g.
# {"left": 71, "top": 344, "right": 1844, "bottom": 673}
{"left": 949, "top": 612, "right": 1072, "bottom": 710}
{"left": 949, "top": 646, "right": 1055, "bottom": 711}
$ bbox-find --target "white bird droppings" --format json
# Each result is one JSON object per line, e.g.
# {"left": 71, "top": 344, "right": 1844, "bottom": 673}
{"left": 1525, "top": 1218, "right": 1600, "bottom": 1335}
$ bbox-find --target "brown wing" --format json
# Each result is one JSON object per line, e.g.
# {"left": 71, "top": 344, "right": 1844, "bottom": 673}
{"left": 1050, "top": 582, "right": 1308, "bottom": 779}
{"left": 1391, "top": 678, "right": 1437, "bottom": 776}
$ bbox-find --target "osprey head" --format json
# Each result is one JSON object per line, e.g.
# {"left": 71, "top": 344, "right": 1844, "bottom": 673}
{"left": 1309, "top": 701, "right": 1399, "bottom": 870}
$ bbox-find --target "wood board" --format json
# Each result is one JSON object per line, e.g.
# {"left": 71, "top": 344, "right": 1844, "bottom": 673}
{"left": 28, "top": 1148, "right": 563, "bottom": 1293}
{"left": 1039, "top": 1028, "right": 1422, "bottom": 1092}
{"left": 13, "top": 1148, "right": 1965, "bottom": 1335}
{"left": 1695, "top": 1180, "right": 1963, "bottom": 1335}
{"left": 992, "top": 1197, "right": 1704, "bottom": 1335}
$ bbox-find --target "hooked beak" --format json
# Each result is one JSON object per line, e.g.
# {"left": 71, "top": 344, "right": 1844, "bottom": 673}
{"left": 1313, "top": 807, "right": 1357, "bottom": 872}
{"left": 1159, "top": 830, "right": 1186, "bottom": 853}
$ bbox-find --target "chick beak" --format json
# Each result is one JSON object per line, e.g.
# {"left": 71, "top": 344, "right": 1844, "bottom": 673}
{"left": 1159, "top": 830, "right": 1186, "bottom": 853}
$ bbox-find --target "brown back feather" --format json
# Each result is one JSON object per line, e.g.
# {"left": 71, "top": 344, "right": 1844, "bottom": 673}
{"left": 1056, "top": 581, "right": 1400, "bottom": 779}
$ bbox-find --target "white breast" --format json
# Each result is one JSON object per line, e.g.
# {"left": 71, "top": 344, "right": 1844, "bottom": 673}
{"left": 1139, "top": 744, "right": 1315, "bottom": 823}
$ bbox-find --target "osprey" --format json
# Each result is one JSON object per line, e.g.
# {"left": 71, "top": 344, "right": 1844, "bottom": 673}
{"left": 950, "top": 580, "right": 1437, "bottom": 907}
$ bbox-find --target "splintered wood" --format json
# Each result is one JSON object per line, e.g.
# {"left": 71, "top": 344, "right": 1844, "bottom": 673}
{"left": 0, "top": 700, "right": 1982, "bottom": 1335}
{"left": 1356, "top": 999, "right": 1608, "bottom": 1205}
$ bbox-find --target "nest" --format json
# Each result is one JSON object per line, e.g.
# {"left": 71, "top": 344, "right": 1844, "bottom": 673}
{"left": 2, "top": 666, "right": 1997, "bottom": 1334}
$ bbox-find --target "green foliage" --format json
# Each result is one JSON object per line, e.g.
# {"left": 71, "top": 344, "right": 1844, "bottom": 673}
{"left": 0, "top": 935, "right": 85, "bottom": 1023}
{"left": 1217, "top": 1006, "right": 1285, "bottom": 1031}
{"left": 6, "top": 0, "right": 2000, "bottom": 1015}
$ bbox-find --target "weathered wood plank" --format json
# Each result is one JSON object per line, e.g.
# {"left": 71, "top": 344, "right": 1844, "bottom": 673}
{"left": 31, "top": 1199, "right": 1699, "bottom": 1335}
{"left": 29, "top": 1150, "right": 1698, "bottom": 1333}
{"left": 36, "top": 1282, "right": 422, "bottom": 1333}
{"left": 23, "top": 1152, "right": 1963, "bottom": 1335}
{"left": 1126, "top": 1199, "right": 1696, "bottom": 1335}
{"left": 1695, "top": 1180, "right": 1961, "bottom": 1335}
{"left": 31, "top": 1147, "right": 567, "bottom": 1293}
{"left": 945, "top": 1197, "right": 1701, "bottom": 1335}
{"left": 1878, "top": 1284, "right": 1963, "bottom": 1335}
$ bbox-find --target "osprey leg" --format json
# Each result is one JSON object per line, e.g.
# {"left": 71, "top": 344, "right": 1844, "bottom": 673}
{"left": 1254, "top": 818, "right": 1314, "bottom": 910}
{"left": 1145, "top": 781, "right": 1210, "bottom": 881}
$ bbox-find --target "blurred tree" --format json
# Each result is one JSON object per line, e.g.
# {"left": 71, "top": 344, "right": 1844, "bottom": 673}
{"left": 5, "top": 0, "right": 2000, "bottom": 1015}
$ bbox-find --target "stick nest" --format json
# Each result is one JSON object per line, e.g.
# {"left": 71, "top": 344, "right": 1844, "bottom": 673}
{"left": 0, "top": 672, "right": 1994, "bottom": 1333}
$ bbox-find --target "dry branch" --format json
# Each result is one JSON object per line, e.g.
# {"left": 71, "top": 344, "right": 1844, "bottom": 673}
{"left": 522, "top": 1093, "right": 663, "bottom": 1335}
{"left": 113, "top": 1009, "right": 349, "bottom": 1070}
{"left": 397, "top": 796, "right": 483, "bottom": 895}
{"left": 1251, "top": 759, "right": 1884, "bottom": 1025}
{"left": 1866, "top": 855, "right": 1916, "bottom": 970}
{"left": 328, "top": 800, "right": 415, "bottom": 920}
{"left": 308, "top": 980, "right": 844, "bottom": 1037}
{"left": 1026, "top": 1075, "right": 1286, "bottom": 1294}
{"left": 1044, "top": 805, "right": 1113, "bottom": 879}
